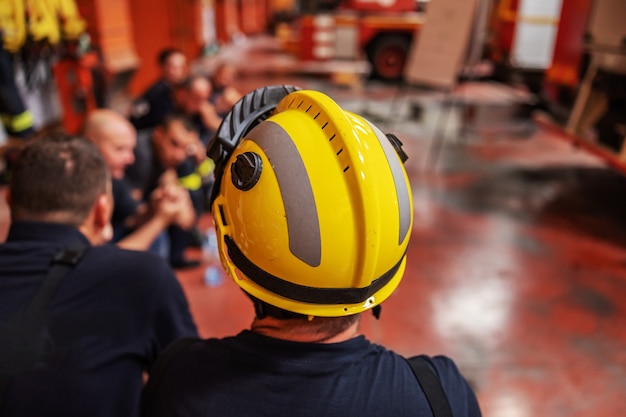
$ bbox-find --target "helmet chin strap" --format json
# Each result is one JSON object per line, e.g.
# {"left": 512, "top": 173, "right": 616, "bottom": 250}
{"left": 245, "top": 291, "right": 307, "bottom": 320}
{"left": 249, "top": 292, "right": 382, "bottom": 321}
{"left": 224, "top": 234, "right": 404, "bottom": 306}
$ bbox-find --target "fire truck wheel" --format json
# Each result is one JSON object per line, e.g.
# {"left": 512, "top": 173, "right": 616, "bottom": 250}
{"left": 366, "top": 34, "right": 411, "bottom": 81}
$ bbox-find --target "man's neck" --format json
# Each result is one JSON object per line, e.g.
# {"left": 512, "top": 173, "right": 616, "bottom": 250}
{"left": 250, "top": 317, "right": 360, "bottom": 344}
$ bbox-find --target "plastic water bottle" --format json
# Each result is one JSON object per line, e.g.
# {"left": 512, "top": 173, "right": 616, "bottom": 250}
{"left": 202, "top": 228, "right": 223, "bottom": 287}
{"left": 204, "top": 265, "right": 223, "bottom": 287}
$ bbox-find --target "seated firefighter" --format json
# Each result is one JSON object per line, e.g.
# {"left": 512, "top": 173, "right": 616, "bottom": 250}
{"left": 209, "top": 61, "right": 243, "bottom": 117}
{"left": 170, "top": 75, "right": 221, "bottom": 214}
{"left": 84, "top": 109, "right": 195, "bottom": 253}
{"left": 0, "top": 135, "right": 197, "bottom": 417}
{"left": 142, "top": 86, "right": 482, "bottom": 417}
{"left": 125, "top": 113, "right": 205, "bottom": 268}
{"left": 129, "top": 47, "right": 189, "bottom": 131}
{"left": 172, "top": 74, "right": 222, "bottom": 147}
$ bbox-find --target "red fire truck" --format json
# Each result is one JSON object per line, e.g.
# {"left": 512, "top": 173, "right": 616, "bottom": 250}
{"left": 293, "top": 0, "right": 426, "bottom": 80}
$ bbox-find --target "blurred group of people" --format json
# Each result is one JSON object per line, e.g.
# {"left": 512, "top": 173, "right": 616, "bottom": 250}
{"left": 93, "top": 48, "right": 243, "bottom": 269}
{"left": 0, "top": 46, "right": 246, "bottom": 416}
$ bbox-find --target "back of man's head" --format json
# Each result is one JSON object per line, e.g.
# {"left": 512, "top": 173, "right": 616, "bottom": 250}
{"left": 9, "top": 135, "right": 110, "bottom": 226}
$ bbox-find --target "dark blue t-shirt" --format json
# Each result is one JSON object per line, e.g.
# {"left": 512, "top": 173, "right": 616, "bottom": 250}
{"left": 142, "top": 330, "right": 481, "bottom": 417}
{"left": 111, "top": 177, "right": 140, "bottom": 241}
{"left": 0, "top": 221, "right": 198, "bottom": 417}
{"left": 129, "top": 80, "right": 175, "bottom": 131}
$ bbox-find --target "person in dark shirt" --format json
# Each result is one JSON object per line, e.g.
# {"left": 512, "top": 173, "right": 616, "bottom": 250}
{"left": 129, "top": 48, "right": 189, "bottom": 130}
{"left": 142, "top": 86, "right": 481, "bottom": 417}
{"left": 0, "top": 135, "right": 197, "bottom": 417}
{"left": 84, "top": 109, "right": 195, "bottom": 253}
{"left": 209, "top": 61, "right": 243, "bottom": 117}
{"left": 125, "top": 113, "right": 204, "bottom": 269}
{"left": 171, "top": 75, "right": 221, "bottom": 216}
{"left": 172, "top": 75, "right": 222, "bottom": 147}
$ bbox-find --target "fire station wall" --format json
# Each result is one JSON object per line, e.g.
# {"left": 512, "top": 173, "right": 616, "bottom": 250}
{"left": 128, "top": 0, "right": 203, "bottom": 97}
{"left": 128, "top": 0, "right": 174, "bottom": 96}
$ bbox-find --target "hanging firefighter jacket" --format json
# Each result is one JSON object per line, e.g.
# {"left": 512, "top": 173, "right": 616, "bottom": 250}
{"left": 0, "top": 0, "right": 86, "bottom": 139}
{"left": 27, "top": 0, "right": 86, "bottom": 46}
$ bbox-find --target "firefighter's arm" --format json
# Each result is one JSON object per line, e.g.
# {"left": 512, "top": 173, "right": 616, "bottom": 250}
{"left": 198, "top": 101, "right": 223, "bottom": 132}
{"left": 116, "top": 184, "right": 195, "bottom": 251}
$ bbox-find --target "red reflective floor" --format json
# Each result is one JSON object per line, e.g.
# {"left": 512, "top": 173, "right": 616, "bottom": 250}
{"left": 2, "top": 37, "right": 626, "bottom": 417}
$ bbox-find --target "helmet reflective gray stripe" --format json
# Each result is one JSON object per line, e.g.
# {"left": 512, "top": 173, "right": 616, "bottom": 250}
{"left": 366, "top": 120, "right": 412, "bottom": 245}
{"left": 245, "top": 121, "right": 322, "bottom": 267}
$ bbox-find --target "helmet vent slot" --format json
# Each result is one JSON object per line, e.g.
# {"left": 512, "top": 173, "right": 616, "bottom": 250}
{"left": 336, "top": 148, "right": 344, "bottom": 156}
{"left": 305, "top": 105, "right": 312, "bottom": 113}
{"left": 297, "top": 100, "right": 304, "bottom": 109}
{"left": 218, "top": 204, "right": 228, "bottom": 226}
{"left": 322, "top": 122, "right": 328, "bottom": 130}
{"left": 329, "top": 134, "right": 336, "bottom": 141}
{"left": 343, "top": 166, "right": 350, "bottom": 173}
{"left": 313, "top": 112, "right": 320, "bottom": 120}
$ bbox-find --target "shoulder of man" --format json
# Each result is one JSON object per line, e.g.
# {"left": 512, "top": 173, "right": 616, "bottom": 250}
{"left": 406, "top": 354, "right": 482, "bottom": 417}
{"left": 135, "top": 80, "right": 170, "bottom": 106}
{"left": 130, "top": 81, "right": 172, "bottom": 128}
{"left": 125, "top": 129, "right": 155, "bottom": 188}
{"left": 84, "top": 244, "right": 173, "bottom": 283}
{"left": 84, "top": 244, "right": 196, "bottom": 325}
{"left": 134, "top": 128, "right": 154, "bottom": 159}
{"left": 142, "top": 336, "right": 236, "bottom": 416}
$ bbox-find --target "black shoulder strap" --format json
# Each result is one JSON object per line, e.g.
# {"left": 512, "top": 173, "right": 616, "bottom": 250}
{"left": 0, "top": 246, "right": 87, "bottom": 405}
{"left": 27, "top": 247, "right": 88, "bottom": 312}
{"left": 142, "top": 337, "right": 201, "bottom": 417}
{"left": 405, "top": 356, "right": 454, "bottom": 417}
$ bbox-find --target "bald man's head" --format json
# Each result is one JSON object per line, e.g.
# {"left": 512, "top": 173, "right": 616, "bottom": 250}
{"left": 85, "top": 109, "right": 137, "bottom": 179}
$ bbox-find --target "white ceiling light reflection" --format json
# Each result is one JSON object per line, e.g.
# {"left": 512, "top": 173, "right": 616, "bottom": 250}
{"left": 433, "top": 275, "right": 512, "bottom": 344}
{"left": 487, "top": 390, "right": 531, "bottom": 417}
{"left": 432, "top": 217, "right": 518, "bottom": 354}
{"left": 412, "top": 186, "right": 437, "bottom": 228}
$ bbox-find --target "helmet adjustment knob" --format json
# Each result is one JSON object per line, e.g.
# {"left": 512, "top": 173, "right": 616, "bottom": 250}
{"left": 231, "top": 152, "right": 263, "bottom": 191}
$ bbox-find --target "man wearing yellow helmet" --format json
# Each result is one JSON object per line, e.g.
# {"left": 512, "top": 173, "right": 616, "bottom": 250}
{"left": 142, "top": 86, "right": 481, "bottom": 417}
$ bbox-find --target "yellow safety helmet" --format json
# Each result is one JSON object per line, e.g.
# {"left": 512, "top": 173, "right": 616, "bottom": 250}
{"left": 207, "top": 86, "right": 413, "bottom": 317}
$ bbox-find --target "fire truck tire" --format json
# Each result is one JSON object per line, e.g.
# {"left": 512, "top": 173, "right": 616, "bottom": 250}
{"left": 366, "top": 34, "right": 411, "bottom": 81}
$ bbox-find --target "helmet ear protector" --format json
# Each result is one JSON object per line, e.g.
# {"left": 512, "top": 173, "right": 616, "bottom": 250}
{"left": 206, "top": 85, "right": 411, "bottom": 318}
